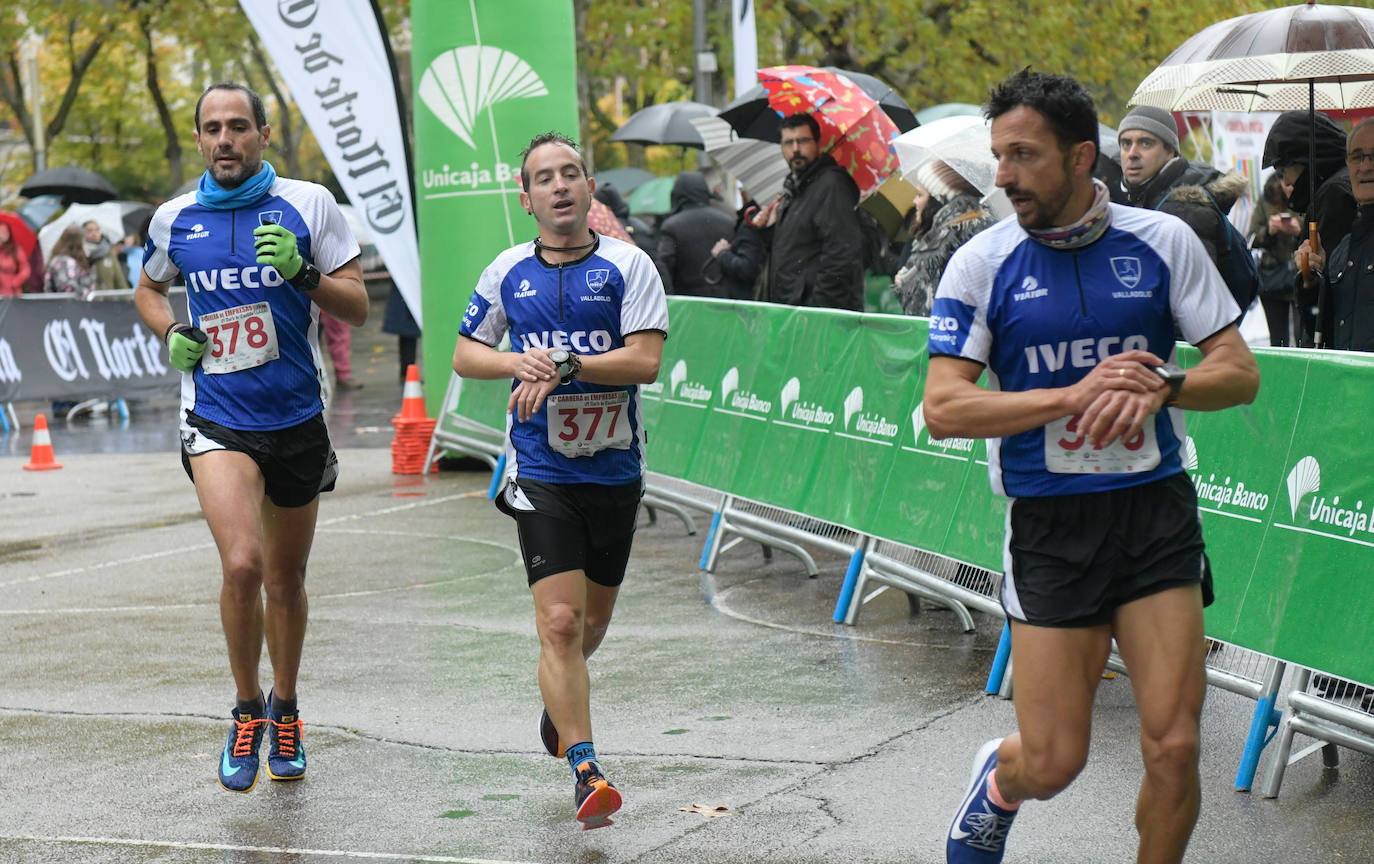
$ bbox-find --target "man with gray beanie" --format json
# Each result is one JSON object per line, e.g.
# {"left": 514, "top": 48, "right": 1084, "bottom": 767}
{"left": 1117, "top": 105, "right": 1256, "bottom": 314}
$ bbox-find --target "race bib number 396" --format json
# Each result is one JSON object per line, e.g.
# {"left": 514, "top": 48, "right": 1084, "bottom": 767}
{"left": 547, "top": 390, "right": 632, "bottom": 458}
{"left": 198, "top": 302, "right": 280, "bottom": 374}
{"left": 1043, "top": 412, "right": 1161, "bottom": 474}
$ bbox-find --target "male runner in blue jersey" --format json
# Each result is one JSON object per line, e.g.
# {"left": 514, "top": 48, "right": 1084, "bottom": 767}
{"left": 924, "top": 71, "right": 1259, "bottom": 864}
{"left": 452, "top": 132, "right": 668, "bottom": 829}
{"left": 134, "top": 82, "right": 368, "bottom": 793}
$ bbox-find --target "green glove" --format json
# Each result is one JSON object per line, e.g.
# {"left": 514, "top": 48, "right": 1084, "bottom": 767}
{"left": 167, "top": 325, "right": 207, "bottom": 372}
{"left": 253, "top": 223, "right": 304, "bottom": 281}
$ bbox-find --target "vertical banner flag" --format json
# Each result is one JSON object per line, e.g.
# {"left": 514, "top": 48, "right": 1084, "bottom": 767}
{"left": 238, "top": 0, "right": 421, "bottom": 326}
{"left": 411, "top": 0, "right": 578, "bottom": 403}
{"left": 1209, "top": 110, "right": 1281, "bottom": 232}
{"left": 733, "top": 0, "right": 758, "bottom": 99}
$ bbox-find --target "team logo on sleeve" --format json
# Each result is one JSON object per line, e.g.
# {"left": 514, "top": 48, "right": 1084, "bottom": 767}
{"left": 1110, "top": 257, "right": 1142, "bottom": 289}
{"left": 586, "top": 269, "right": 610, "bottom": 292}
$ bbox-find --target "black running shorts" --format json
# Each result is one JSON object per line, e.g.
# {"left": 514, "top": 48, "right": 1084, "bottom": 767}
{"left": 495, "top": 477, "right": 642, "bottom": 587}
{"left": 1001, "top": 472, "right": 1211, "bottom": 628}
{"left": 180, "top": 410, "right": 338, "bottom": 508}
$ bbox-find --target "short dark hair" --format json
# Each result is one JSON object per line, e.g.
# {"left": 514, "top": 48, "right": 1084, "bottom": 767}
{"left": 780, "top": 113, "right": 821, "bottom": 143}
{"left": 195, "top": 82, "right": 268, "bottom": 132}
{"left": 984, "top": 69, "right": 1099, "bottom": 158}
{"left": 519, "top": 131, "right": 587, "bottom": 192}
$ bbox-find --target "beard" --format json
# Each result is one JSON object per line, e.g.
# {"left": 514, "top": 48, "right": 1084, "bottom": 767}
{"left": 1008, "top": 154, "right": 1077, "bottom": 230}
{"left": 207, "top": 153, "right": 260, "bottom": 189}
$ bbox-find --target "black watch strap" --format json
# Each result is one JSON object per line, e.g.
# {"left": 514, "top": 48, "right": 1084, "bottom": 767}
{"left": 289, "top": 262, "right": 321, "bottom": 291}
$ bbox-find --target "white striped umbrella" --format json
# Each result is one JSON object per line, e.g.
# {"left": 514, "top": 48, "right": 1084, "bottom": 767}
{"left": 689, "top": 116, "right": 790, "bottom": 204}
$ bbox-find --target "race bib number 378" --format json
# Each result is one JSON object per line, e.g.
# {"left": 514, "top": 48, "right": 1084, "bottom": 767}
{"left": 547, "top": 390, "right": 632, "bottom": 458}
{"left": 198, "top": 302, "right": 280, "bottom": 374}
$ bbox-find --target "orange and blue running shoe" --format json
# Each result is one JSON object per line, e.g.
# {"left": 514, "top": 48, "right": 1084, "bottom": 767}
{"left": 573, "top": 760, "right": 622, "bottom": 830}
{"left": 266, "top": 690, "right": 307, "bottom": 781}
{"left": 539, "top": 707, "right": 565, "bottom": 758}
{"left": 218, "top": 704, "right": 266, "bottom": 793}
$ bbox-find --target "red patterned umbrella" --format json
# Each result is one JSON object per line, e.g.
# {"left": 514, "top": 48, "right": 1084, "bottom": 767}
{"left": 588, "top": 197, "right": 633, "bottom": 243}
{"left": 757, "top": 65, "right": 902, "bottom": 201}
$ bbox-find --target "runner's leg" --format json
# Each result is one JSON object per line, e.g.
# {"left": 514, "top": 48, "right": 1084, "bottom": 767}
{"left": 192, "top": 450, "right": 268, "bottom": 703}
{"left": 1112, "top": 584, "right": 1206, "bottom": 864}
{"left": 581, "top": 579, "right": 620, "bottom": 659}
{"left": 532, "top": 568, "right": 595, "bottom": 745}
{"left": 260, "top": 496, "right": 320, "bottom": 702}
{"left": 995, "top": 620, "right": 1113, "bottom": 803}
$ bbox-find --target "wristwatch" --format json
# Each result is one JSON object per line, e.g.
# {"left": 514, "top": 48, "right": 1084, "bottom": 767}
{"left": 289, "top": 262, "right": 321, "bottom": 291}
{"left": 548, "top": 348, "right": 581, "bottom": 384}
{"left": 1153, "top": 363, "right": 1186, "bottom": 405}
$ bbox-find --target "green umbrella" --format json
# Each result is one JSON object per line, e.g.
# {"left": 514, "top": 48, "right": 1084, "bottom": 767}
{"left": 624, "top": 175, "right": 675, "bottom": 217}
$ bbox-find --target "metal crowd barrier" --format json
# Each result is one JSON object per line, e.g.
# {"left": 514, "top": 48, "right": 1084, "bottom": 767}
{"left": 701, "top": 493, "right": 864, "bottom": 583}
{"left": 1261, "top": 670, "right": 1374, "bottom": 798}
{"left": 642, "top": 472, "right": 724, "bottom": 537}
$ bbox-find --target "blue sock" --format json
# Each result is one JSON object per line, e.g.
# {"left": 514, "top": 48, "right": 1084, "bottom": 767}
{"left": 566, "top": 741, "right": 596, "bottom": 776}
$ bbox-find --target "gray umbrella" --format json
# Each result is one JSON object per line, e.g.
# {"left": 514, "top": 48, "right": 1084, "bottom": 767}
{"left": 609, "top": 101, "right": 719, "bottom": 148}
{"left": 19, "top": 165, "right": 118, "bottom": 204}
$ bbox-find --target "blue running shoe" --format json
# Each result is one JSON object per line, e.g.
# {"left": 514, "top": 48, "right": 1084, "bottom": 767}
{"left": 947, "top": 738, "right": 1017, "bottom": 863}
{"left": 218, "top": 704, "right": 266, "bottom": 793}
{"left": 266, "top": 690, "right": 307, "bottom": 781}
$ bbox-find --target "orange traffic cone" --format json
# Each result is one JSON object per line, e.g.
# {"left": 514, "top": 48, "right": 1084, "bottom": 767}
{"left": 399, "top": 364, "right": 427, "bottom": 420}
{"left": 391, "top": 365, "right": 436, "bottom": 474}
{"left": 23, "top": 414, "right": 63, "bottom": 471}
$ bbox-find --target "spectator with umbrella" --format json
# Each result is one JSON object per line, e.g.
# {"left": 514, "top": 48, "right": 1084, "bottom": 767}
{"left": 43, "top": 224, "right": 97, "bottom": 299}
{"left": 654, "top": 170, "right": 736, "bottom": 298}
{"left": 892, "top": 159, "right": 997, "bottom": 316}
{"left": 744, "top": 66, "right": 902, "bottom": 311}
{"left": 0, "top": 213, "right": 37, "bottom": 296}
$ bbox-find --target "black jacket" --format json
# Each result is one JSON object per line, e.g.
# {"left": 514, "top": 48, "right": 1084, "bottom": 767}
{"left": 1263, "top": 111, "right": 1357, "bottom": 251}
{"left": 594, "top": 182, "right": 659, "bottom": 258}
{"left": 1123, "top": 158, "right": 1248, "bottom": 266}
{"left": 765, "top": 154, "right": 864, "bottom": 311}
{"left": 703, "top": 201, "right": 764, "bottom": 300}
{"left": 1302, "top": 204, "right": 1374, "bottom": 351}
{"left": 654, "top": 172, "right": 737, "bottom": 298}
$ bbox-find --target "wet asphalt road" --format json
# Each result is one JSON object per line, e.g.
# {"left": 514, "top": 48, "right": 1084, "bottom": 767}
{"left": 1, "top": 294, "right": 1372, "bottom": 863}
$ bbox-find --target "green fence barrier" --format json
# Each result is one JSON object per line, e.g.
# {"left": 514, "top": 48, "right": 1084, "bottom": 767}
{"left": 441, "top": 297, "right": 1373, "bottom": 685}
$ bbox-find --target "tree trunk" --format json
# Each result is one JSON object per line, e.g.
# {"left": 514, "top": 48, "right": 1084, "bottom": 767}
{"left": 139, "top": 15, "right": 183, "bottom": 191}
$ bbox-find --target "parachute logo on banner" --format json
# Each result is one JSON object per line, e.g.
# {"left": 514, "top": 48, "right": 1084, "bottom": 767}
{"left": 843, "top": 386, "right": 863, "bottom": 429}
{"left": 418, "top": 46, "right": 549, "bottom": 149}
{"left": 1286, "top": 456, "right": 1321, "bottom": 520}
{"left": 1181, "top": 436, "right": 1199, "bottom": 472}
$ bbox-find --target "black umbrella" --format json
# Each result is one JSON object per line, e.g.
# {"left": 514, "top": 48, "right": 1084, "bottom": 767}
{"left": 19, "top": 165, "right": 118, "bottom": 205}
{"left": 1128, "top": 0, "right": 1374, "bottom": 348}
{"left": 609, "top": 101, "right": 719, "bottom": 148}
{"left": 718, "top": 66, "right": 918, "bottom": 142}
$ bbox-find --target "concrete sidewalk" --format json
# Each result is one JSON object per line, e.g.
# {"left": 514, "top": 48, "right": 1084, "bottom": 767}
{"left": 1, "top": 449, "right": 1371, "bottom": 863}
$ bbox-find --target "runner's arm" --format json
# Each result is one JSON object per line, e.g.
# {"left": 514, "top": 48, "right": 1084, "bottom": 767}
{"left": 134, "top": 270, "right": 178, "bottom": 340}
{"left": 1167, "top": 324, "right": 1259, "bottom": 411}
{"left": 576, "top": 330, "right": 664, "bottom": 386}
{"left": 309, "top": 257, "right": 368, "bottom": 327}
{"left": 922, "top": 349, "right": 1167, "bottom": 441}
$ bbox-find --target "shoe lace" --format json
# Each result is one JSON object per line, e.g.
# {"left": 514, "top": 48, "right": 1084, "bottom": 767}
{"left": 960, "top": 801, "right": 1015, "bottom": 853}
{"left": 272, "top": 717, "right": 302, "bottom": 758}
{"left": 231, "top": 717, "right": 265, "bottom": 757}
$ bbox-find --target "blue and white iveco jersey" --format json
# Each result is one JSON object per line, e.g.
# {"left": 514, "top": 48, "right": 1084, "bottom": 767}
{"left": 929, "top": 204, "right": 1240, "bottom": 498}
{"left": 144, "top": 179, "right": 359, "bottom": 430}
{"left": 460, "top": 235, "right": 669, "bottom": 486}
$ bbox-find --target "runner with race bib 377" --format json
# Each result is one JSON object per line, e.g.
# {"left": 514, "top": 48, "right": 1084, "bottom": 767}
{"left": 452, "top": 131, "right": 668, "bottom": 830}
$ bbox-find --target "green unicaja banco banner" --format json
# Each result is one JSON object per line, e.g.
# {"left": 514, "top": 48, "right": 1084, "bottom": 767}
{"left": 444, "top": 298, "right": 1374, "bottom": 686}
{"left": 411, "top": 0, "right": 579, "bottom": 412}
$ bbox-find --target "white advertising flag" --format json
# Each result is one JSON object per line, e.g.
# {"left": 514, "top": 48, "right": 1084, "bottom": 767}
{"left": 238, "top": 0, "right": 422, "bottom": 326}
{"left": 733, "top": 0, "right": 758, "bottom": 98}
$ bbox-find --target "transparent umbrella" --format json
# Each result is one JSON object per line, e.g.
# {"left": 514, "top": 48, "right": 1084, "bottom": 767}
{"left": 892, "top": 115, "right": 1012, "bottom": 220}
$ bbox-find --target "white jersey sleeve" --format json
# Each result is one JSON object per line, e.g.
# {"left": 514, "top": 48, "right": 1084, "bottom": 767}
{"left": 143, "top": 193, "right": 196, "bottom": 283}
{"left": 928, "top": 222, "right": 1016, "bottom": 365}
{"left": 1159, "top": 217, "right": 1242, "bottom": 345}
{"left": 613, "top": 241, "right": 670, "bottom": 338}
{"left": 461, "top": 255, "right": 512, "bottom": 347}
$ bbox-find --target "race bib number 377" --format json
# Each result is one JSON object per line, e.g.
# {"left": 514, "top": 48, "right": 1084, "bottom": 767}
{"left": 547, "top": 390, "right": 632, "bottom": 458}
{"left": 198, "top": 302, "right": 280, "bottom": 374}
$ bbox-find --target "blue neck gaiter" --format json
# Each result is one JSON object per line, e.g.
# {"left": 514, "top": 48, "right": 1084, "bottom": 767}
{"left": 196, "top": 160, "right": 277, "bottom": 210}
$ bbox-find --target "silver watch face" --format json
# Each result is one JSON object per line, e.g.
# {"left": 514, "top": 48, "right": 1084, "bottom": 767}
{"left": 548, "top": 348, "right": 570, "bottom": 365}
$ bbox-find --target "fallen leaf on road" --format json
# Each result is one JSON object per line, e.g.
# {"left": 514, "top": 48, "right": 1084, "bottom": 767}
{"left": 678, "top": 803, "right": 729, "bottom": 818}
